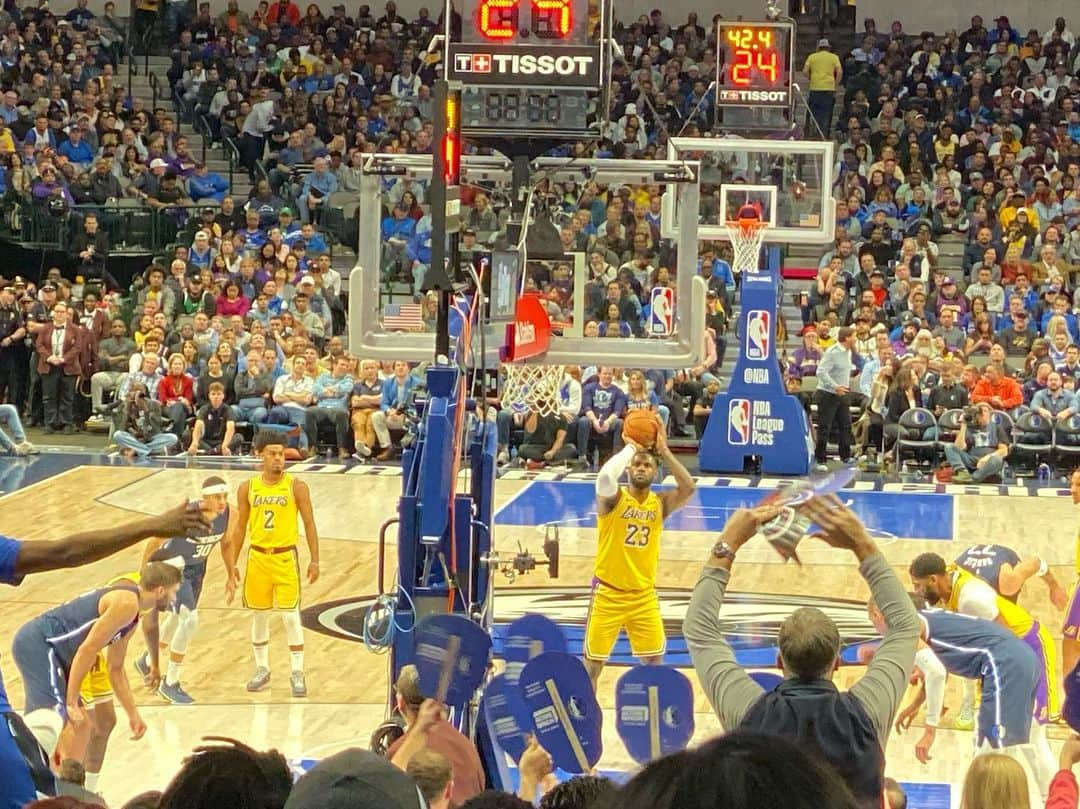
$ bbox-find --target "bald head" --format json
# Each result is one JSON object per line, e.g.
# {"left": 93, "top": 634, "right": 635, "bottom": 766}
{"left": 778, "top": 607, "right": 840, "bottom": 679}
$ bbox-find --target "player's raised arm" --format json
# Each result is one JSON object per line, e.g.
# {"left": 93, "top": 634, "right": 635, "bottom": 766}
{"left": 595, "top": 443, "right": 637, "bottom": 514}
{"left": 15, "top": 499, "right": 211, "bottom": 577}
{"left": 294, "top": 478, "right": 320, "bottom": 584}
{"left": 654, "top": 426, "right": 695, "bottom": 518}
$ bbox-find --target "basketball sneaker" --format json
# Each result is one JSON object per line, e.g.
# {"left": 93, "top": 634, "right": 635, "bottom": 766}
{"left": 954, "top": 706, "right": 975, "bottom": 731}
{"left": 159, "top": 681, "right": 195, "bottom": 705}
{"left": 246, "top": 666, "right": 271, "bottom": 692}
{"left": 133, "top": 651, "right": 151, "bottom": 679}
{"left": 291, "top": 670, "right": 307, "bottom": 698}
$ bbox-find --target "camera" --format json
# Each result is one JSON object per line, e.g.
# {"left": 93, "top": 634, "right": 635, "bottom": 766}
{"left": 962, "top": 406, "right": 980, "bottom": 425}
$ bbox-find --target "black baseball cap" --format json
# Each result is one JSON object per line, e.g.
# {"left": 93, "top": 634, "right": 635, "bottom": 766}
{"left": 284, "top": 750, "right": 425, "bottom": 809}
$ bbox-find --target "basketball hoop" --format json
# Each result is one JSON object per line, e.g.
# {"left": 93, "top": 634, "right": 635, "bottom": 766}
{"left": 500, "top": 363, "right": 564, "bottom": 417}
{"left": 499, "top": 293, "right": 562, "bottom": 417}
{"left": 724, "top": 217, "right": 769, "bottom": 275}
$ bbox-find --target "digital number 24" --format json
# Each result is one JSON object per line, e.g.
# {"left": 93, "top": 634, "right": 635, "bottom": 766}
{"left": 732, "top": 50, "right": 779, "bottom": 84}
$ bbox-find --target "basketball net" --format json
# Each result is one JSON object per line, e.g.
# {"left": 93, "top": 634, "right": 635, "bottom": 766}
{"left": 499, "top": 294, "right": 563, "bottom": 417}
{"left": 724, "top": 217, "right": 769, "bottom": 275}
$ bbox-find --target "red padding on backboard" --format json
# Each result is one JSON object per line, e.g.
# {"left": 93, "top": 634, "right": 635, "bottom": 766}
{"left": 501, "top": 294, "right": 552, "bottom": 362}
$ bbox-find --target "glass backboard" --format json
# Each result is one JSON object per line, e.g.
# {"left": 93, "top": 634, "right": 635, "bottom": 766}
{"left": 662, "top": 137, "right": 836, "bottom": 244}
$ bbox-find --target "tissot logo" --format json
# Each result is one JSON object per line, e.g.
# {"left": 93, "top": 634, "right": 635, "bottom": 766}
{"left": 454, "top": 52, "right": 594, "bottom": 77}
{"left": 718, "top": 88, "right": 789, "bottom": 102}
{"left": 301, "top": 586, "right": 876, "bottom": 667}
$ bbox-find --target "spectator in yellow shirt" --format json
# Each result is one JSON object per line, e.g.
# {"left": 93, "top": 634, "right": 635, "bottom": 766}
{"left": 804, "top": 39, "right": 842, "bottom": 140}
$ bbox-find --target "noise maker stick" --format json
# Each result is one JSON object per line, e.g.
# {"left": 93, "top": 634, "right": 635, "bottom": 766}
{"left": 648, "top": 686, "right": 660, "bottom": 761}
{"left": 544, "top": 678, "right": 591, "bottom": 773}
{"left": 436, "top": 635, "right": 461, "bottom": 704}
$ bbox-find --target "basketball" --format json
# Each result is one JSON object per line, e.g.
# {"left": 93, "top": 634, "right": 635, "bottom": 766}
{"left": 624, "top": 409, "right": 661, "bottom": 450}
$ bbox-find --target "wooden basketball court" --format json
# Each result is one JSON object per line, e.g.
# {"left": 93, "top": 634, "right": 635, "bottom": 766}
{"left": 0, "top": 457, "right": 1074, "bottom": 805}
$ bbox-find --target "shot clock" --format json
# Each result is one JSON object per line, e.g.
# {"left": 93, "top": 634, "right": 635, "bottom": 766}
{"left": 715, "top": 20, "right": 795, "bottom": 109}
{"left": 447, "top": 0, "right": 608, "bottom": 138}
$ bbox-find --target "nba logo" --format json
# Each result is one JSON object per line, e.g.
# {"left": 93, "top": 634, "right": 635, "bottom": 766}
{"left": 745, "top": 310, "right": 771, "bottom": 360}
{"left": 728, "top": 399, "right": 751, "bottom": 445}
{"left": 649, "top": 287, "right": 674, "bottom": 335}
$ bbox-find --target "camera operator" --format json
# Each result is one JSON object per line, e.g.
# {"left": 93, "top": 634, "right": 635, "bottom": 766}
{"left": 942, "top": 402, "right": 1009, "bottom": 483}
{"left": 112, "top": 381, "right": 180, "bottom": 459}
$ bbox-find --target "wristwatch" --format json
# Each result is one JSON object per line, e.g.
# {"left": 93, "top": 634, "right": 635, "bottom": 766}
{"left": 711, "top": 540, "right": 737, "bottom": 563}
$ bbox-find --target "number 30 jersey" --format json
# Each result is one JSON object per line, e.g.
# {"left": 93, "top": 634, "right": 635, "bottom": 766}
{"left": 151, "top": 509, "right": 230, "bottom": 569}
{"left": 595, "top": 487, "right": 664, "bottom": 592}
{"left": 247, "top": 474, "right": 299, "bottom": 549}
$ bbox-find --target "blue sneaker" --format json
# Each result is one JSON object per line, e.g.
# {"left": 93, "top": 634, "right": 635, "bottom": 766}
{"left": 133, "top": 652, "right": 150, "bottom": 679}
{"left": 158, "top": 681, "right": 195, "bottom": 705}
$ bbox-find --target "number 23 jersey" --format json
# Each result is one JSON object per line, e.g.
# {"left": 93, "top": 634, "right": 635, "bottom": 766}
{"left": 595, "top": 487, "right": 663, "bottom": 591}
{"left": 247, "top": 474, "right": 299, "bottom": 549}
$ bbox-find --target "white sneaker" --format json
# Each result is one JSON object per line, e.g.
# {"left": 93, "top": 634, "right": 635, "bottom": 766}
{"left": 355, "top": 443, "right": 372, "bottom": 458}
{"left": 87, "top": 414, "right": 106, "bottom": 424}
{"left": 497, "top": 449, "right": 509, "bottom": 465}
{"left": 15, "top": 441, "right": 36, "bottom": 455}
{"left": 814, "top": 463, "right": 829, "bottom": 472}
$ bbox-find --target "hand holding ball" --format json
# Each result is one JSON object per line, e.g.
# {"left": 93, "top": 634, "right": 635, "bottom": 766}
{"left": 623, "top": 410, "right": 661, "bottom": 451}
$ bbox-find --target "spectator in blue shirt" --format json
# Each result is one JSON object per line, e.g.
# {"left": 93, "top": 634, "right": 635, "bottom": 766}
{"left": 290, "top": 222, "right": 328, "bottom": 254}
{"left": 575, "top": 367, "right": 628, "bottom": 465}
{"left": 277, "top": 208, "right": 302, "bottom": 241}
{"left": 57, "top": 127, "right": 93, "bottom": 168}
{"left": 304, "top": 355, "right": 354, "bottom": 457}
{"left": 297, "top": 156, "right": 338, "bottom": 224}
{"left": 382, "top": 201, "right": 417, "bottom": 242}
{"left": 64, "top": 0, "right": 96, "bottom": 29}
{"left": 407, "top": 224, "right": 432, "bottom": 289}
{"left": 187, "top": 162, "right": 229, "bottom": 202}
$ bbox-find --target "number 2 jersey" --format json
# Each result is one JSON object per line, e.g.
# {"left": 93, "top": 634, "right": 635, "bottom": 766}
{"left": 594, "top": 487, "right": 663, "bottom": 592}
{"left": 150, "top": 509, "right": 230, "bottom": 573}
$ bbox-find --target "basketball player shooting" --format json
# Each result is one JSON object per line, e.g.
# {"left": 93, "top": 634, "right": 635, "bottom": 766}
{"left": 222, "top": 433, "right": 320, "bottom": 698}
{"left": 583, "top": 414, "right": 696, "bottom": 689}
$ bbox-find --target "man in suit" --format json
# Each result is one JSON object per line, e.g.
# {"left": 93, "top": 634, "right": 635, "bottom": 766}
{"left": 36, "top": 301, "right": 82, "bottom": 434}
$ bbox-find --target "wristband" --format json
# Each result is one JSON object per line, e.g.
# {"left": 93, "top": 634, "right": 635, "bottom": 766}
{"left": 1037, "top": 559, "right": 1049, "bottom": 578}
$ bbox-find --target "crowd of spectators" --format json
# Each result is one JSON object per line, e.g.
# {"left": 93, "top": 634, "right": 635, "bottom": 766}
{"left": 790, "top": 11, "right": 1080, "bottom": 472}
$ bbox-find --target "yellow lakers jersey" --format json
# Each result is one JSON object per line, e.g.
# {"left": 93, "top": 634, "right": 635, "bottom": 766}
{"left": 595, "top": 488, "right": 664, "bottom": 591}
{"left": 247, "top": 473, "right": 299, "bottom": 548}
{"left": 947, "top": 566, "right": 1035, "bottom": 637}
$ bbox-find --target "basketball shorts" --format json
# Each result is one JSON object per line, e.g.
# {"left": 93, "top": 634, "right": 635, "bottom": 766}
{"left": 78, "top": 653, "right": 113, "bottom": 707}
{"left": 977, "top": 646, "right": 1039, "bottom": 749}
{"left": 12, "top": 620, "right": 69, "bottom": 716}
{"left": 243, "top": 546, "right": 300, "bottom": 611}
{"left": 1063, "top": 580, "right": 1080, "bottom": 639}
{"left": 1020, "top": 620, "right": 1059, "bottom": 722}
{"left": 175, "top": 565, "right": 207, "bottom": 613}
{"left": 583, "top": 580, "right": 665, "bottom": 661}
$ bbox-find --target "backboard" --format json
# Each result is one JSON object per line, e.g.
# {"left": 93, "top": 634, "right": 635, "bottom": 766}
{"left": 349, "top": 155, "right": 707, "bottom": 370}
{"left": 662, "top": 137, "right": 836, "bottom": 244}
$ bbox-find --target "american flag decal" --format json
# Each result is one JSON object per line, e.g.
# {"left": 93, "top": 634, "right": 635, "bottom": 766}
{"left": 383, "top": 302, "right": 424, "bottom": 332}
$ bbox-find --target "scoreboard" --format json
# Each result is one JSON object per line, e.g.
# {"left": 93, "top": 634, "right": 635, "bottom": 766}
{"left": 715, "top": 20, "right": 795, "bottom": 109}
{"left": 447, "top": 0, "right": 607, "bottom": 138}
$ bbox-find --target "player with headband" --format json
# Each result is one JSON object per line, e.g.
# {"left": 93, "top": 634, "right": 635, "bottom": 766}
{"left": 134, "top": 476, "right": 234, "bottom": 704}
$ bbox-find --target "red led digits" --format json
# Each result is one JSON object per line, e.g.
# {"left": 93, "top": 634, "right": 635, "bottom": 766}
{"left": 478, "top": 0, "right": 518, "bottom": 39}
{"left": 477, "top": 0, "right": 573, "bottom": 40}
{"left": 532, "top": 0, "right": 571, "bottom": 38}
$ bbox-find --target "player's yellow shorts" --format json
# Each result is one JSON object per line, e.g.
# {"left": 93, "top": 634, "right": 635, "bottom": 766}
{"left": 243, "top": 545, "right": 301, "bottom": 611}
{"left": 583, "top": 580, "right": 665, "bottom": 661}
{"left": 78, "top": 653, "right": 113, "bottom": 707}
